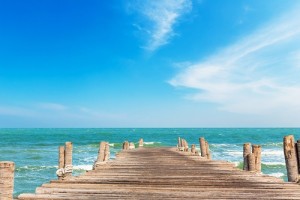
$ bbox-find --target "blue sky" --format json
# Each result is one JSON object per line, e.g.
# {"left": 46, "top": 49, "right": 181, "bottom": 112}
{"left": 0, "top": 0, "right": 300, "bottom": 127}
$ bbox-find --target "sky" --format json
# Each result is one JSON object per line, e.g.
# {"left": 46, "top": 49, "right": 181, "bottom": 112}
{"left": 0, "top": 0, "right": 300, "bottom": 128}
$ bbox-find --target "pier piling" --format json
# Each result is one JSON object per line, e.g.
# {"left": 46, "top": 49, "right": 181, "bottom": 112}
{"left": 252, "top": 145, "right": 262, "bottom": 172}
{"left": 199, "top": 137, "right": 207, "bottom": 158}
{"left": 0, "top": 161, "right": 15, "bottom": 200}
{"left": 139, "top": 138, "right": 144, "bottom": 147}
{"left": 283, "top": 135, "right": 298, "bottom": 182}
{"left": 97, "top": 141, "right": 106, "bottom": 162}
{"left": 123, "top": 141, "right": 129, "bottom": 150}
{"left": 247, "top": 153, "right": 256, "bottom": 172}
{"left": 243, "top": 143, "right": 251, "bottom": 170}
{"left": 205, "top": 141, "right": 211, "bottom": 159}
{"left": 104, "top": 142, "right": 110, "bottom": 161}
{"left": 64, "top": 142, "right": 73, "bottom": 178}
{"left": 191, "top": 144, "right": 196, "bottom": 154}
{"left": 129, "top": 142, "right": 135, "bottom": 149}
{"left": 58, "top": 146, "right": 65, "bottom": 180}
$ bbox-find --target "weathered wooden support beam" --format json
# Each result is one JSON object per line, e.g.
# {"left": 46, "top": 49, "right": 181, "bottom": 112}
{"left": 177, "top": 137, "right": 181, "bottom": 149}
{"left": 97, "top": 141, "right": 106, "bottom": 162}
{"left": 139, "top": 138, "right": 144, "bottom": 147}
{"left": 184, "top": 140, "right": 189, "bottom": 152}
{"left": 199, "top": 137, "right": 207, "bottom": 158}
{"left": 283, "top": 135, "right": 298, "bottom": 182}
{"left": 123, "top": 141, "right": 129, "bottom": 150}
{"left": 104, "top": 142, "right": 110, "bottom": 161}
{"left": 129, "top": 142, "right": 135, "bottom": 150}
{"left": 191, "top": 144, "right": 196, "bottom": 154}
{"left": 243, "top": 143, "right": 251, "bottom": 171}
{"left": 247, "top": 153, "right": 256, "bottom": 172}
{"left": 58, "top": 146, "right": 65, "bottom": 180}
{"left": 64, "top": 142, "right": 73, "bottom": 178}
{"left": 0, "top": 161, "right": 15, "bottom": 200}
{"left": 252, "top": 145, "right": 261, "bottom": 172}
{"left": 206, "top": 141, "right": 211, "bottom": 159}
{"left": 296, "top": 140, "right": 300, "bottom": 174}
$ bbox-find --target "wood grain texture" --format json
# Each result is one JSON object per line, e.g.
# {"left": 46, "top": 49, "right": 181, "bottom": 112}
{"left": 18, "top": 147, "right": 300, "bottom": 200}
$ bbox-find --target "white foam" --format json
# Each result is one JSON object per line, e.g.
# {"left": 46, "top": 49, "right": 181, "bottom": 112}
{"left": 262, "top": 161, "right": 285, "bottom": 166}
{"left": 73, "top": 165, "right": 93, "bottom": 171}
{"left": 262, "top": 150, "right": 283, "bottom": 156}
{"left": 268, "top": 172, "right": 285, "bottom": 178}
{"left": 210, "top": 144, "right": 239, "bottom": 148}
{"left": 144, "top": 142, "right": 161, "bottom": 145}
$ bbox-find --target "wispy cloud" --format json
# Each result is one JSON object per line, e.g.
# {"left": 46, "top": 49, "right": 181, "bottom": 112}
{"left": 169, "top": 6, "right": 300, "bottom": 115}
{"left": 38, "top": 102, "right": 68, "bottom": 111}
{"left": 130, "top": 0, "right": 192, "bottom": 51}
{"left": 0, "top": 106, "right": 36, "bottom": 117}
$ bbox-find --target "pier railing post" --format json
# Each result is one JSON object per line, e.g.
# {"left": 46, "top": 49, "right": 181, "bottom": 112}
{"left": 184, "top": 140, "right": 189, "bottom": 152}
{"left": 252, "top": 145, "right": 262, "bottom": 172}
{"left": 199, "top": 137, "right": 207, "bottom": 158}
{"left": 123, "top": 141, "right": 129, "bottom": 150}
{"left": 64, "top": 142, "right": 73, "bottom": 178}
{"left": 0, "top": 161, "right": 15, "bottom": 200}
{"left": 177, "top": 137, "right": 181, "bottom": 150}
{"left": 205, "top": 141, "right": 211, "bottom": 159}
{"left": 58, "top": 146, "right": 65, "bottom": 180}
{"left": 191, "top": 144, "right": 196, "bottom": 154}
{"left": 248, "top": 153, "right": 256, "bottom": 172}
{"left": 243, "top": 143, "right": 251, "bottom": 171}
{"left": 139, "top": 138, "right": 144, "bottom": 147}
{"left": 97, "top": 141, "right": 106, "bottom": 162}
{"left": 129, "top": 142, "right": 135, "bottom": 149}
{"left": 297, "top": 140, "right": 300, "bottom": 174}
{"left": 104, "top": 142, "right": 110, "bottom": 161}
{"left": 283, "top": 135, "right": 298, "bottom": 182}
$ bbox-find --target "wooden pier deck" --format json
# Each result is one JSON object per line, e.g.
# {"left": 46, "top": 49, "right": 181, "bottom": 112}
{"left": 18, "top": 147, "right": 300, "bottom": 200}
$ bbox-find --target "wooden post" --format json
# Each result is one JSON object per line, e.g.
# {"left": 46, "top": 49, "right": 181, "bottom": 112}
{"left": 64, "top": 142, "right": 73, "bottom": 178}
{"left": 184, "top": 140, "right": 189, "bottom": 152}
{"left": 139, "top": 138, "right": 144, "bottom": 147}
{"left": 296, "top": 140, "right": 300, "bottom": 174}
{"left": 129, "top": 142, "right": 135, "bottom": 149}
{"left": 0, "top": 162, "right": 15, "bottom": 200}
{"left": 178, "top": 137, "right": 181, "bottom": 148}
{"left": 58, "top": 146, "right": 65, "bottom": 180}
{"left": 123, "top": 141, "right": 129, "bottom": 150}
{"left": 243, "top": 143, "right": 251, "bottom": 171}
{"left": 283, "top": 135, "right": 298, "bottom": 182}
{"left": 199, "top": 137, "right": 207, "bottom": 157}
{"left": 247, "top": 153, "right": 256, "bottom": 172}
{"left": 180, "top": 139, "right": 184, "bottom": 149}
{"left": 252, "top": 145, "right": 262, "bottom": 172}
{"left": 191, "top": 144, "right": 196, "bottom": 154}
{"left": 205, "top": 141, "right": 211, "bottom": 159}
{"left": 104, "top": 142, "right": 110, "bottom": 161}
{"left": 97, "top": 141, "right": 106, "bottom": 162}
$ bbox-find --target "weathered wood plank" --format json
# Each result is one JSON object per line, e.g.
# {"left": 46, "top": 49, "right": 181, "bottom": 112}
{"left": 18, "top": 147, "right": 300, "bottom": 200}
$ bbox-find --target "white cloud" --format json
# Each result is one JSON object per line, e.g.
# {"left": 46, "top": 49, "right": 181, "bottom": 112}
{"left": 169, "top": 7, "right": 300, "bottom": 115}
{"left": 131, "top": 0, "right": 192, "bottom": 51}
{"left": 0, "top": 106, "right": 36, "bottom": 117}
{"left": 38, "top": 102, "right": 68, "bottom": 111}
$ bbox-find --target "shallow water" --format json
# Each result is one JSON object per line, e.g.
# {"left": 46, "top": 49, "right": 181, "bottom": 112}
{"left": 0, "top": 128, "right": 299, "bottom": 197}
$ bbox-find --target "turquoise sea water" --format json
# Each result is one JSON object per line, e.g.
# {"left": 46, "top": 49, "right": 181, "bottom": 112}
{"left": 0, "top": 128, "right": 299, "bottom": 197}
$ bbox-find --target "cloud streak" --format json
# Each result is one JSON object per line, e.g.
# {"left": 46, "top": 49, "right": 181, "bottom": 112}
{"left": 169, "top": 7, "right": 300, "bottom": 116}
{"left": 131, "top": 0, "right": 192, "bottom": 51}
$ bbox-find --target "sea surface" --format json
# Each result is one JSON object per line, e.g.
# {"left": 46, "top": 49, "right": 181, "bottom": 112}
{"left": 0, "top": 128, "right": 299, "bottom": 197}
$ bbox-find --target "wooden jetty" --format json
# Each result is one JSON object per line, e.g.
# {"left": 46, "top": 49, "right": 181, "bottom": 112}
{"left": 17, "top": 146, "right": 300, "bottom": 200}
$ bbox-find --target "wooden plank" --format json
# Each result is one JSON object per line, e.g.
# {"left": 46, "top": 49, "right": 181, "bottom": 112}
{"left": 18, "top": 147, "right": 300, "bottom": 200}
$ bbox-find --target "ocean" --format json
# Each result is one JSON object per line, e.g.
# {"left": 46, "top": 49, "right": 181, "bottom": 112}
{"left": 0, "top": 128, "right": 299, "bottom": 197}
